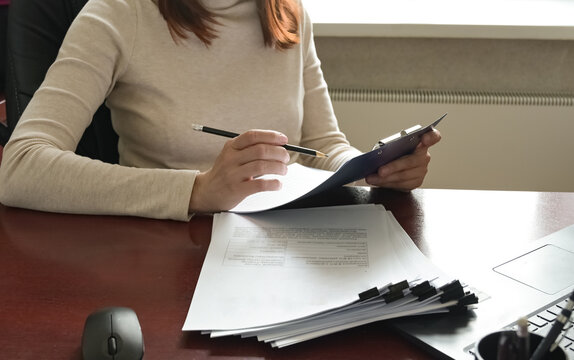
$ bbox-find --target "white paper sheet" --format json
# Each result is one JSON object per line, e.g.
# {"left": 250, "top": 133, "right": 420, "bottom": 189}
{"left": 229, "top": 163, "right": 333, "bottom": 213}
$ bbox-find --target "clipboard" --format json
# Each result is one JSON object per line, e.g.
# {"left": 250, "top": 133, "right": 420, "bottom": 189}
{"left": 301, "top": 113, "right": 446, "bottom": 199}
{"left": 230, "top": 113, "right": 446, "bottom": 212}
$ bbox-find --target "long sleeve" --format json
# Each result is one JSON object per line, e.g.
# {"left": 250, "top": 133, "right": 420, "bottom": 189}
{"left": 0, "top": 0, "right": 196, "bottom": 220}
{"left": 296, "top": 9, "right": 362, "bottom": 172}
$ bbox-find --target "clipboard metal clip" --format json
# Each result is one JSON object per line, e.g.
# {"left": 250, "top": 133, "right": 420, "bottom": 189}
{"left": 371, "top": 113, "right": 447, "bottom": 150}
{"left": 372, "top": 124, "right": 423, "bottom": 150}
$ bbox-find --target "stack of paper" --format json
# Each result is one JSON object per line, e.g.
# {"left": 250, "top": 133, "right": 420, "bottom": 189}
{"left": 182, "top": 204, "right": 477, "bottom": 347}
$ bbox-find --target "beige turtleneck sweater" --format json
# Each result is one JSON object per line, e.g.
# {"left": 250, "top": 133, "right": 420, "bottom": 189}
{"left": 0, "top": 0, "right": 361, "bottom": 220}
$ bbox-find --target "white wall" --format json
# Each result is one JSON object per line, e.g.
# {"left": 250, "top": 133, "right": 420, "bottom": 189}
{"left": 333, "top": 101, "right": 574, "bottom": 192}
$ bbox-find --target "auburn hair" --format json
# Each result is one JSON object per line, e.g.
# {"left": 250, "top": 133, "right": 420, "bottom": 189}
{"left": 156, "top": 0, "right": 300, "bottom": 50}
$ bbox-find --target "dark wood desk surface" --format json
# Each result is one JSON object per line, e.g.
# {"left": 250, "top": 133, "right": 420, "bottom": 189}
{"left": 1, "top": 188, "right": 573, "bottom": 360}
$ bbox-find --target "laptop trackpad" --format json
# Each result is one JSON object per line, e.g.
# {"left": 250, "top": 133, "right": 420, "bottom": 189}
{"left": 493, "top": 244, "right": 574, "bottom": 295}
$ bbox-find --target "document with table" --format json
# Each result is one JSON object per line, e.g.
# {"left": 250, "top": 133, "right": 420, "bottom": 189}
{"left": 182, "top": 204, "right": 477, "bottom": 347}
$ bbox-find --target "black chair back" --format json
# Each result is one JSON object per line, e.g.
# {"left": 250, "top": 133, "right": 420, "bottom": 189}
{"left": 1, "top": 0, "right": 119, "bottom": 163}
{"left": 0, "top": 3, "right": 8, "bottom": 95}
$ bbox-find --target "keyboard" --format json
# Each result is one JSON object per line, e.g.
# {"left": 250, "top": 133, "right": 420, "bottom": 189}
{"left": 511, "top": 297, "right": 574, "bottom": 356}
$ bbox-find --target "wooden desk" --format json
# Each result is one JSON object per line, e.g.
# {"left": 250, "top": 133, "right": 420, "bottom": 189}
{"left": 1, "top": 188, "right": 573, "bottom": 359}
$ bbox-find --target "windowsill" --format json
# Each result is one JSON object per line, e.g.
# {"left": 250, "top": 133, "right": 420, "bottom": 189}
{"left": 305, "top": 0, "right": 574, "bottom": 40}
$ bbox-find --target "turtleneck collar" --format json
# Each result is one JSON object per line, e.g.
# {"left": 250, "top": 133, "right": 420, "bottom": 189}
{"left": 199, "top": 0, "right": 251, "bottom": 11}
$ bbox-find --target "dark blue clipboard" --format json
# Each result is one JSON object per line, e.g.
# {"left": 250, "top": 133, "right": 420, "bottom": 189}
{"left": 300, "top": 113, "right": 446, "bottom": 200}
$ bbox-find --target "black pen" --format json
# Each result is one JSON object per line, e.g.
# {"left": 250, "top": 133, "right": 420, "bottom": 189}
{"left": 530, "top": 289, "right": 574, "bottom": 360}
{"left": 497, "top": 331, "right": 514, "bottom": 360}
{"left": 516, "top": 317, "right": 529, "bottom": 360}
{"left": 192, "top": 124, "right": 329, "bottom": 158}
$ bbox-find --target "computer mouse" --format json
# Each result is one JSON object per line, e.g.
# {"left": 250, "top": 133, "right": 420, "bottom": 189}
{"left": 81, "top": 306, "right": 144, "bottom": 360}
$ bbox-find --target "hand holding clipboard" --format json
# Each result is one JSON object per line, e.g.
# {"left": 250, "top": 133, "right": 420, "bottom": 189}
{"left": 301, "top": 113, "right": 446, "bottom": 199}
{"left": 363, "top": 113, "right": 445, "bottom": 189}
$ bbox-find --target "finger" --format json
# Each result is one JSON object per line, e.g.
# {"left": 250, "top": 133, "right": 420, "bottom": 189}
{"left": 231, "top": 129, "right": 288, "bottom": 150}
{"left": 377, "top": 178, "right": 422, "bottom": 192}
{"left": 219, "top": 174, "right": 284, "bottom": 209}
{"left": 236, "top": 177, "right": 283, "bottom": 196}
{"left": 421, "top": 129, "right": 441, "bottom": 147}
{"left": 377, "top": 149, "right": 431, "bottom": 178}
{"left": 235, "top": 159, "right": 288, "bottom": 181}
{"left": 365, "top": 173, "right": 424, "bottom": 191}
{"left": 377, "top": 165, "right": 427, "bottom": 186}
{"left": 366, "top": 164, "right": 427, "bottom": 189}
{"left": 233, "top": 143, "right": 290, "bottom": 166}
{"left": 365, "top": 148, "right": 431, "bottom": 189}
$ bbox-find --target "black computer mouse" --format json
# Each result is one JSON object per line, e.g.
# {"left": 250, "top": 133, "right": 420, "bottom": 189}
{"left": 81, "top": 306, "right": 144, "bottom": 360}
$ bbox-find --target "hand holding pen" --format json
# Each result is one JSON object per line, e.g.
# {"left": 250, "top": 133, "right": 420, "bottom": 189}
{"left": 193, "top": 125, "right": 328, "bottom": 158}
{"left": 530, "top": 289, "right": 574, "bottom": 360}
{"left": 188, "top": 128, "right": 291, "bottom": 213}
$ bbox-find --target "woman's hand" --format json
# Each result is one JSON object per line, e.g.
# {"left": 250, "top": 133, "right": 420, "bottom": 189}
{"left": 365, "top": 129, "right": 442, "bottom": 191}
{"left": 189, "top": 129, "right": 290, "bottom": 213}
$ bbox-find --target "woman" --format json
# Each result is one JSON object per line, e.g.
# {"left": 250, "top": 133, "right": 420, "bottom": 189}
{"left": 0, "top": 0, "right": 440, "bottom": 221}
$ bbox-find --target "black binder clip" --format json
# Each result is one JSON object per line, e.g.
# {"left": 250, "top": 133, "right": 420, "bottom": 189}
{"left": 358, "top": 287, "right": 380, "bottom": 301}
{"left": 448, "top": 293, "right": 479, "bottom": 313}
{"left": 458, "top": 293, "right": 479, "bottom": 306}
{"left": 383, "top": 289, "right": 405, "bottom": 303}
{"left": 383, "top": 280, "right": 410, "bottom": 303}
{"left": 410, "top": 281, "right": 437, "bottom": 301}
{"left": 389, "top": 280, "right": 409, "bottom": 293}
{"left": 439, "top": 280, "right": 465, "bottom": 303}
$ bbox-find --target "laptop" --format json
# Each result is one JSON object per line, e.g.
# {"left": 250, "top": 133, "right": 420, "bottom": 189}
{"left": 389, "top": 223, "right": 574, "bottom": 359}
